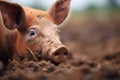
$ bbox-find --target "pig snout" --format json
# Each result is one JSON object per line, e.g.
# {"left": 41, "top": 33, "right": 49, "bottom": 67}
{"left": 46, "top": 45, "right": 69, "bottom": 63}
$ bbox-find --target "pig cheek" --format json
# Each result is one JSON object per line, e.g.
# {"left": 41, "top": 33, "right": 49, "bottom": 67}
{"left": 26, "top": 36, "right": 42, "bottom": 51}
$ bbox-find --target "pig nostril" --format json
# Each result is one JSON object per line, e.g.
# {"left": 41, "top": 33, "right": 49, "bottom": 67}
{"left": 54, "top": 52, "right": 60, "bottom": 57}
{"left": 63, "top": 52, "right": 68, "bottom": 56}
{"left": 63, "top": 53, "right": 68, "bottom": 58}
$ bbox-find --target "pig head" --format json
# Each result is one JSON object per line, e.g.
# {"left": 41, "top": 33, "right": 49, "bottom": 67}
{"left": 0, "top": 0, "right": 71, "bottom": 68}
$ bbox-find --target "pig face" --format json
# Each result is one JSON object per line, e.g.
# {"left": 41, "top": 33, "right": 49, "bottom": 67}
{"left": 0, "top": 0, "right": 71, "bottom": 65}
{"left": 24, "top": 13, "right": 68, "bottom": 63}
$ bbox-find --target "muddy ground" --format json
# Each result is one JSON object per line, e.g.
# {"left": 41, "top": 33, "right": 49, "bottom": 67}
{"left": 0, "top": 12, "right": 120, "bottom": 80}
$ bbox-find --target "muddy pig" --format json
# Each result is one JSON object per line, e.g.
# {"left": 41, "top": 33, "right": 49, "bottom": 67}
{"left": 0, "top": 0, "right": 71, "bottom": 70}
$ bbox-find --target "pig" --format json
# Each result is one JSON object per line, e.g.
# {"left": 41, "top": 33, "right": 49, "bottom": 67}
{"left": 0, "top": 0, "right": 71, "bottom": 69}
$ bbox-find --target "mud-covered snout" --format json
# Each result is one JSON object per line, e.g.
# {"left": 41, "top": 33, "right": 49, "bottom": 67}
{"left": 51, "top": 46, "right": 68, "bottom": 63}
{"left": 45, "top": 45, "right": 69, "bottom": 63}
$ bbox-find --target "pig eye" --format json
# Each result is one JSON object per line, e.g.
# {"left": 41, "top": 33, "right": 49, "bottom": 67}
{"left": 28, "top": 29, "right": 37, "bottom": 37}
{"left": 29, "top": 30, "right": 35, "bottom": 36}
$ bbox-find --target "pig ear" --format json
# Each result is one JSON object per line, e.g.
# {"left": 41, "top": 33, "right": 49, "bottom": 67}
{"left": 48, "top": 0, "right": 71, "bottom": 25}
{"left": 0, "top": 1, "right": 25, "bottom": 30}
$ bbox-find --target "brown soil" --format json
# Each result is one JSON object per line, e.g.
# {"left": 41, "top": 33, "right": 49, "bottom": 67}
{"left": 0, "top": 13, "right": 120, "bottom": 80}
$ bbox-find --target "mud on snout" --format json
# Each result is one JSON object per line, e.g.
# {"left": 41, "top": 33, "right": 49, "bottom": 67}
{"left": 33, "top": 43, "right": 69, "bottom": 64}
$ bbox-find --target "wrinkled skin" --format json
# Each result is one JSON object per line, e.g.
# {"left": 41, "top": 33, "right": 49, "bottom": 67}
{"left": 0, "top": 0, "right": 71, "bottom": 70}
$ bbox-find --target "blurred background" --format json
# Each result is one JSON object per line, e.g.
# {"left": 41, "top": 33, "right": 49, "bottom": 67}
{"left": 10, "top": 0, "right": 120, "bottom": 59}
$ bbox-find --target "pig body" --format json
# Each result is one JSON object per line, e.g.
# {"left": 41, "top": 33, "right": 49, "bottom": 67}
{"left": 0, "top": 0, "right": 71, "bottom": 69}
